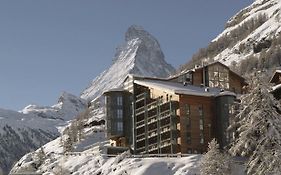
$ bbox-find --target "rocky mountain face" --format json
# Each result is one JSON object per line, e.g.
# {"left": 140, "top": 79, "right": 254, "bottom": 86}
{"left": 81, "top": 25, "right": 175, "bottom": 101}
{"left": 183, "top": 0, "right": 281, "bottom": 76}
{"left": 0, "top": 92, "right": 87, "bottom": 174}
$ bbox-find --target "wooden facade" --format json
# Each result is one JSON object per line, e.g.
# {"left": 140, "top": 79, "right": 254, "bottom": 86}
{"left": 178, "top": 95, "right": 214, "bottom": 153}
{"left": 170, "top": 62, "right": 247, "bottom": 94}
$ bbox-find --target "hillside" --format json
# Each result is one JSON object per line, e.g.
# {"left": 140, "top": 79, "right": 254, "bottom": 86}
{"left": 0, "top": 92, "right": 87, "bottom": 174}
{"left": 182, "top": 0, "right": 281, "bottom": 76}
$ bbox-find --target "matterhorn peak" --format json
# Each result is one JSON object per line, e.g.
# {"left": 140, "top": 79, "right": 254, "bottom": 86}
{"left": 125, "top": 25, "right": 155, "bottom": 42}
{"left": 81, "top": 25, "right": 175, "bottom": 101}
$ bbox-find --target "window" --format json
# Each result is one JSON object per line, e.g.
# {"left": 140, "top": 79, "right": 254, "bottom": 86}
{"left": 208, "top": 65, "right": 230, "bottom": 89}
{"left": 186, "top": 132, "right": 191, "bottom": 144}
{"left": 117, "top": 122, "right": 123, "bottom": 132}
{"left": 185, "top": 104, "right": 190, "bottom": 115}
{"left": 198, "top": 106, "right": 203, "bottom": 116}
{"left": 117, "top": 109, "right": 123, "bottom": 119}
{"left": 184, "top": 104, "right": 191, "bottom": 128}
{"left": 200, "top": 132, "right": 204, "bottom": 144}
{"left": 199, "top": 119, "right": 204, "bottom": 130}
{"left": 117, "top": 96, "right": 123, "bottom": 106}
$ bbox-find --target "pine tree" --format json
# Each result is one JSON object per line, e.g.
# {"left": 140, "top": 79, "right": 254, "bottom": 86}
{"left": 229, "top": 78, "right": 281, "bottom": 174}
{"left": 63, "top": 136, "right": 73, "bottom": 154}
{"left": 34, "top": 146, "right": 46, "bottom": 167}
{"left": 200, "top": 139, "right": 231, "bottom": 175}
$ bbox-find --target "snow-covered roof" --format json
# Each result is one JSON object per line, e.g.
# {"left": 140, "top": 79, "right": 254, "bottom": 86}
{"left": 134, "top": 79, "right": 236, "bottom": 97}
{"left": 103, "top": 88, "right": 126, "bottom": 94}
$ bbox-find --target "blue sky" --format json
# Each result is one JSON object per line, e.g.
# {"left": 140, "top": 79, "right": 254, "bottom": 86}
{"left": 0, "top": 1, "right": 252, "bottom": 110}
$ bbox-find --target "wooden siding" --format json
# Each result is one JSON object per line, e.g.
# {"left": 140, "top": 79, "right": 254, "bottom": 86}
{"left": 229, "top": 72, "right": 244, "bottom": 94}
{"left": 193, "top": 69, "right": 203, "bottom": 86}
{"left": 179, "top": 94, "right": 215, "bottom": 153}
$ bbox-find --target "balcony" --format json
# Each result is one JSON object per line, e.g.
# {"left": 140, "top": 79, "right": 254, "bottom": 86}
{"left": 136, "top": 146, "right": 145, "bottom": 152}
{"left": 159, "top": 110, "right": 171, "bottom": 120}
{"left": 148, "top": 143, "right": 158, "bottom": 152}
{"left": 136, "top": 133, "right": 145, "bottom": 142}
{"left": 148, "top": 129, "right": 158, "bottom": 139}
{"left": 160, "top": 139, "right": 172, "bottom": 148}
{"left": 160, "top": 124, "right": 171, "bottom": 134}
{"left": 147, "top": 117, "right": 157, "bottom": 125}
{"left": 136, "top": 92, "right": 146, "bottom": 101}
{"left": 135, "top": 106, "right": 145, "bottom": 115}
{"left": 136, "top": 120, "right": 145, "bottom": 129}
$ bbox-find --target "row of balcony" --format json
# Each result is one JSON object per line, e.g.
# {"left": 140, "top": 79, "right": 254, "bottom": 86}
{"left": 136, "top": 125, "right": 177, "bottom": 143}
{"left": 136, "top": 138, "right": 177, "bottom": 154}
{"left": 135, "top": 99, "right": 175, "bottom": 116}
{"left": 136, "top": 114, "right": 178, "bottom": 130}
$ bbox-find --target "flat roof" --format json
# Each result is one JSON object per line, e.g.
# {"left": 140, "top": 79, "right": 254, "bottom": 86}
{"left": 134, "top": 79, "right": 236, "bottom": 97}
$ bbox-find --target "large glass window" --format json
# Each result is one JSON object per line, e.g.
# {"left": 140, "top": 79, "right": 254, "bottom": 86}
{"left": 185, "top": 104, "right": 191, "bottom": 127}
{"left": 117, "top": 109, "right": 123, "bottom": 119}
{"left": 200, "top": 132, "right": 204, "bottom": 144}
{"left": 117, "top": 96, "right": 123, "bottom": 106}
{"left": 117, "top": 122, "right": 123, "bottom": 132}
{"left": 199, "top": 119, "right": 204, "bottom": 130}
{"left": 186, "top": 132, "right": 191, "bottom": 144}
{"left": 208, "top": 65, "right": 229, "bottom": 89}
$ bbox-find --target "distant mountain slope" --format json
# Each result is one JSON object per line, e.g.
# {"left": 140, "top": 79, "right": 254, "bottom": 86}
{"left": 81, "top": 25, "right": 175, "bottom": 101}
{"left": 0, "top": 92, "right": 87, "bottom": 174}
{"left": 182, "top": 0, "right": 281, "bottom": 74}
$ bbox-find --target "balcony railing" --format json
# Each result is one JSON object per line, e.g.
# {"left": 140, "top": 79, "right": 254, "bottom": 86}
{"left": 136, "top": 120, "right": 145, "bottom": 128}
{"left": 148, "top": 143, "right": 158, "bottom": 152}
{"left": 136, "top": 92, "right": 146, "bottom": 100}
{"left": 136, "top": 146, "right": 146, "bottom": 151}
{"left": 148, "top": 131, "right": 157, "bottom": 139}
{"left": 147, "top": 117, "right": 157, "bottom": 125}
{"left": 136, "top": 133, "right": 145, "bottom": 141}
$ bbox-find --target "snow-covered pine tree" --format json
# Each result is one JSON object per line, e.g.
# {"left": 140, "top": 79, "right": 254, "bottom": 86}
{"left": 200, "top": 139, "right": 231, "bottom": 175}
{"left": 229, "top": 78, "right": 281, "bottom": 174}
{"left": 62, "top": 136, "right": 74, "bottom": 154}
{"left": 34, "top": 146, "right": 46, "bottom": 168}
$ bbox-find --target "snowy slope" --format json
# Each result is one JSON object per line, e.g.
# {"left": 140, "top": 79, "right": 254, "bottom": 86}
{"left": 11, "top": 125, "right": 245, "bottom": 175}
{"left": 213, "top": 0, "right": 281, "bottom": 65}
{"left": 21, "top": 92, "right": 87, "bottom": 121}
{"left": 10, "top": 124, "right": 202, "bottom": 175}
{"left": 81, "top": 25, "right": 175, "bottom": 101}
{"left": 0, "top": 92, "right": 87, "bottom": 174}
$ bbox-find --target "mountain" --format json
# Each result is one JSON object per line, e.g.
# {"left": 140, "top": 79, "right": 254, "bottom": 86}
{"left": 21, "top": 92, "right": 87, "bottom": 121}
{"left": 10, "top": 26, "right": 178, "bottom": 175}
{"left": 183, "top": 0, "right": 281, "bottom": 75}
{"left": 81, "top": 25, "right": 175, "bottom": 101}
{"left": 0, "top": 92, "right": 87, "bottom": 174}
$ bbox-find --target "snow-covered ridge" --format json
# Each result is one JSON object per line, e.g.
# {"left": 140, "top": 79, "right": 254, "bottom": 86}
{"left": 0, "top": 92, "right": 87, "bottom": 174}
{"left": 81, "top": 25, "right": 175, "bottom": 101}
{"left": 21, "top": 92, "right": 87, "bottom": 121}
{"left": 212, "top": 0, "right": 281, "bottom": 65}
